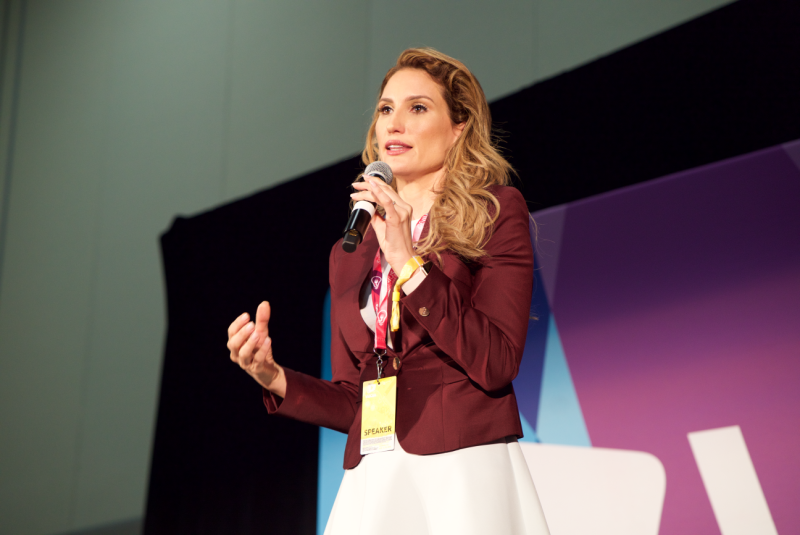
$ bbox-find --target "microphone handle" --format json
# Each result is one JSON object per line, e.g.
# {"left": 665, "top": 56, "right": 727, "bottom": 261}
{"left": 342, "top": 200, "right": 376, "bottom": 253}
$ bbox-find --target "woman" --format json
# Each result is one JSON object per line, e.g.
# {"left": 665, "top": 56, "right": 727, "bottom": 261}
{"left": 227, "top": 48, "right": 550, "bottom": 534}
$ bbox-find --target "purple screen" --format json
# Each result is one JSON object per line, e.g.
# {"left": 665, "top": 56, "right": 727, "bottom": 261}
{"left": 529, "top": 140, "right": 800, "bottom": 533}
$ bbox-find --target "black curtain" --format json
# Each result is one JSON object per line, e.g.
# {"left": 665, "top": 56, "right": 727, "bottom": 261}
{"left": 145, "top": 1, "right": 800, "bottom": 532}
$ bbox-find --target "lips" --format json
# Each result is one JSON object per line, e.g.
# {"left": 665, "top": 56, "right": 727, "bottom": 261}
{"left": 385, "top": 140, "right": 411, "bottom": 156}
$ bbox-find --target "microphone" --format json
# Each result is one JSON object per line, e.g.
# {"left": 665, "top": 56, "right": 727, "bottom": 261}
{"left": 342, "top": 161, "right": 393, "bottom": 253}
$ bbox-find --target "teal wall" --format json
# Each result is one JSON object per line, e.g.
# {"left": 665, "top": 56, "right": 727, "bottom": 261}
{"left": 0, "top": 1, "right": 734, "bottom": 534}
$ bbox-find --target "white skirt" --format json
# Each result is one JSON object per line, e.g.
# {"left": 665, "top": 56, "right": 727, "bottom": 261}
{"left": 324, "top": 438, "right": 551, "bottom": 535}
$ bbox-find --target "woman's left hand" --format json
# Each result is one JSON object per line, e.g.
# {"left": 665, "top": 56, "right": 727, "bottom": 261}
{"left": 351, "top": 178, "right": 415, "bottom": 274}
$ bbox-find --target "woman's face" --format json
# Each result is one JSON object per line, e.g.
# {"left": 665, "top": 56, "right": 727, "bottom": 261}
{"left": 375, "top": 68, "right": 464, "bottom": 181}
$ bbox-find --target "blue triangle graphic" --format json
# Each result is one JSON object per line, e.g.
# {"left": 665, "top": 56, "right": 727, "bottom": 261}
{"left": 536, "top": 315, "right": 591, "bottom": 447}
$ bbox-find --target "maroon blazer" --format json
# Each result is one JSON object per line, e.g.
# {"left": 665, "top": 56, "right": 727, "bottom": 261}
{"left": 264, "top": 185, "right": 533, "bottom": 469}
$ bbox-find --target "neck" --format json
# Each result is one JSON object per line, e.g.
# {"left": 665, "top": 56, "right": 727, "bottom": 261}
{"left": 396, "top": 168, "right": 444, "bottom": 219}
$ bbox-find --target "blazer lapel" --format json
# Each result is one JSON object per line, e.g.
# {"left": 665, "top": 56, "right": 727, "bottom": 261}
{"left": 335, "top": 227, "right": 379, "bottom": 353}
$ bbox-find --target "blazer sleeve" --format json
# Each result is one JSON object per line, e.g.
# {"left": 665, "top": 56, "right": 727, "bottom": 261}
{"left": 262, "top": 244, "right": 361, "bottom": 433}
{"left": 400, "top": 186, "right": 534, "bottom": 392}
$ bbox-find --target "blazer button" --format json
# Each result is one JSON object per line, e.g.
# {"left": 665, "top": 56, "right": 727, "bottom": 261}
{"left": 419, "top": 307, "right": 430, "bottom": 317}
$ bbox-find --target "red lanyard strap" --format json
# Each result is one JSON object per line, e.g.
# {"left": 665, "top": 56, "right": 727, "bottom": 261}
{"left": 370, "top": 214, "right": 428, "bottom": 376}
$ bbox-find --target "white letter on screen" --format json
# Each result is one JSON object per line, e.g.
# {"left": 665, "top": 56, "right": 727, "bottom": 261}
{"left": 688, "top": 425, "right": 777, "bottom": 535}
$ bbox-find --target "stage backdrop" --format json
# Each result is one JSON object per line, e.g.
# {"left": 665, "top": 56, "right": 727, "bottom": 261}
{"left": 148, "top": 1, "right": 800, "bottom": 534}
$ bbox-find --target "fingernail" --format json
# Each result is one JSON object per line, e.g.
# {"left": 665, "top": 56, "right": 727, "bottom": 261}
{"left": 350, "top": 192, "right": 356, "bottom": 197}
{"left": 246, "top": 322, "right": 254, "bottom": 331}
{"left": 250, "top": 330, "right": 258, "bottom": 340}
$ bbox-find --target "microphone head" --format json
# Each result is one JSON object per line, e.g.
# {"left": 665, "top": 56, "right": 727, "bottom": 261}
{"left": 364, "top": 161, "right": 393, "bottom": 185}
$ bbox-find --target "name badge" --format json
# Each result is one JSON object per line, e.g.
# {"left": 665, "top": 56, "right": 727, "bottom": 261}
{"left": 360, "top": 376, "right": 397, "bottom": 455}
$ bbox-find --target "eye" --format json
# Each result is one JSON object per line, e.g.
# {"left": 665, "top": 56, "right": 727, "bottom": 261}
{"left": 378, "top": 105, "right": 392, "bottom": 114}
{"left": 411, "top": 103, "right": 428, "bottom": 113}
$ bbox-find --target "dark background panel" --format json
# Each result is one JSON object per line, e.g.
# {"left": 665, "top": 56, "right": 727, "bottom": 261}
{"left": 146, "top": 1, "right": 800, "bottom": 533}
{"left": 493, "top": 0, "right": 800, "bottom": 211}
{"left": 145, "top": 157, "right": 362, "bottom": 534}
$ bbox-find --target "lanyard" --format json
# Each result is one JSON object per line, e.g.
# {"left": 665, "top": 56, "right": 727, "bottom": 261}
{"left": 371, "top": 214, "right": 428, "bottom": 377}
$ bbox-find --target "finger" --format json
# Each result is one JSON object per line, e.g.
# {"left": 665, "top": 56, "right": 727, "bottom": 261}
{"left": 252, "top": 336, "right": 273, "bottom": 368}
{"left": 255, "top": 301, "right": 271, "bottom": 339}
{"left": 238, "top": 327, "right": 259, "bottom": 367}
{"left": 350, "top": 190, "right": 378, "bottom": 203}
{"left": 227, "top": 312, "right": 250, "bottom": 338}
{"left": 371, "top": 188, "right": 413, "bottom": 227}
{"left": 367, "top": 179, "right": 402, "bottom": 216}
{"left": 230, "top": 324, "right": 252, "bottom": 362}
{"left": 367, "top": 178, "right": 411, "bottom": 215}
{"left": 370, "top": 211, "right": 387, "bottom": 238}
{"left": 365, "top": 177, "right": 396, "bottom": 195}
{"left": 227, "top": 320, "right": 255, "bottom": 353}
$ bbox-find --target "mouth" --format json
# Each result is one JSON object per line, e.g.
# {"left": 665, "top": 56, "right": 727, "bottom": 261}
{"left": 384, "top": 140, "right": 412, "bottom": 156}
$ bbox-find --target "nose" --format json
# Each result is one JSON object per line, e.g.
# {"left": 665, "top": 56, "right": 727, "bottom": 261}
{"left": 386, "top": 110, "right": 404, "bottom": 134}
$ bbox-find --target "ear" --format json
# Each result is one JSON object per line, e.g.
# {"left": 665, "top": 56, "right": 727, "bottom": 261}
{"left": 452, "top": 121, "right": 466, "bottom": 140}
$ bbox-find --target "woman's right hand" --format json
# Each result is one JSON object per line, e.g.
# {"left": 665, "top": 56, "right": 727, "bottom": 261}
{"left": 227, "top": 301, "right": 286, "bottom": 397}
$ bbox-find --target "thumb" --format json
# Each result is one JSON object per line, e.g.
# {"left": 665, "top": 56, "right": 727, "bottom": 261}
{"left": 370, "top": 213, "right": 386, "bottom": 238}
{"left": 255, "top": 301, "right": 270, "bottom": 336}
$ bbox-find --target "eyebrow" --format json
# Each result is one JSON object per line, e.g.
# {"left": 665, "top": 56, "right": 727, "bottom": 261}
{"left": 378, "top": 94, "right": 434, "bottom": 104}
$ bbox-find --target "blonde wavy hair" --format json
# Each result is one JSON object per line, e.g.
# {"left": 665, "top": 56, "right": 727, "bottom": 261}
{"left": 362, "top": 48, "right": 515, "bottom": 263}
